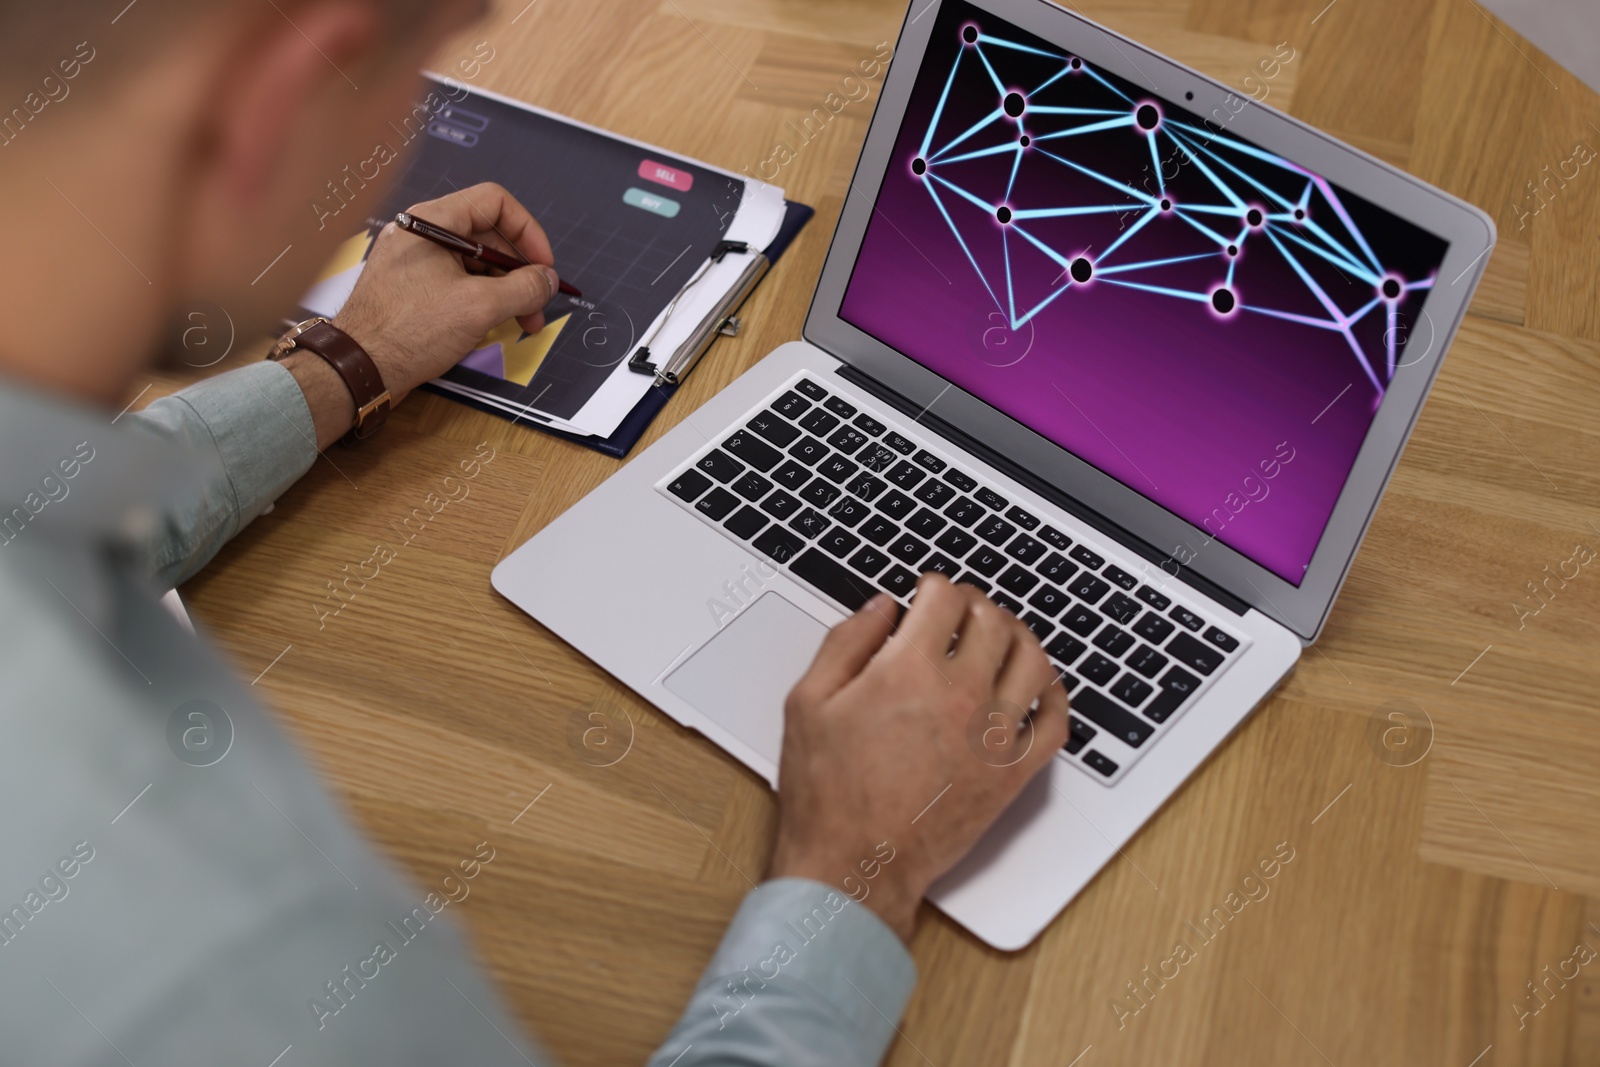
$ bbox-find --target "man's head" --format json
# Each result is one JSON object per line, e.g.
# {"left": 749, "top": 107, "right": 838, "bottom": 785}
{"left": 0, "top": 0, "right": 485, "bottom": 404}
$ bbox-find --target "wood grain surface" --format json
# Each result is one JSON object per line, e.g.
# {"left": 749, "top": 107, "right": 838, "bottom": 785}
{"left": 147, "top": 0, "right": 1600, "bottom": 1063}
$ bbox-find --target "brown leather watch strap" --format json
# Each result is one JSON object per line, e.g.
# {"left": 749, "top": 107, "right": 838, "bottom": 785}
{"left": 271, "top": 318, "right": 391, "bottom": 445}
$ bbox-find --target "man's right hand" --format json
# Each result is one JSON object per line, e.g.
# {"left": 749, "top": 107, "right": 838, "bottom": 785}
{"left": 767, "top": 574, "right": 1070, "bottom": 942}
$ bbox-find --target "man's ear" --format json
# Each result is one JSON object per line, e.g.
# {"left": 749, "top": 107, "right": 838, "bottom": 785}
{"left": 208, "top": 0, "right": 382, "bottom": 206}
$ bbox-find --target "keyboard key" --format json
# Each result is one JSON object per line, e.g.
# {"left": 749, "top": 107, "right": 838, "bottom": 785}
{"left": 913, "top": 449, "right": 946, "bottom": 473}
{"left": 1037, "top": 552, "right": 1078, "bottom": 585}
{"left": 1069, "top": 545, "right": 1104, "bottom": 569}
{"left": 1038, "top": 525, "right": 1072, "bottom": 551}
{"left": 790, "top": 547, "right": 874, "bottom": 609}
{"left": 827, "top": 427, "right": 868, "bottom": 455}
{"left": 759, "top": 490, "right": 802, "bottom": 520}
{"left": 975, "top": 515, "right": 1017, "bottom": 546}
{"left": 1006, "top": 533, "right": 1046, "bottom": 565}
{"left": 942, "top": 468, "right": 977, "bottom": 492}
{"left": 1103, "top": 565, "right": 1138, "bottom": 591}
{"left": 880, "top": 565, "right": 918, "bottom": 597}
{"left": 696, "top": 449, "right": 743, "bottom": 483}
{"left": 1135, "top": 585, "right": 1172, "bottom": 611}
{"left": 1061, "top": 604, "right": 1101, "bottom": 637}
{"left": 886, "top": 461, "right": 925, "bottom": 489}
{"left": 1021, "top": 613, "right": 1053, "bottom": 639}
{"left": 1111, "top": 674, "right": 1154, "bottom": 708}
{"left": 920, "top": 552, "right": 959, "bottom": 577}
{"left": 817, "top": 454, "right": 859, "bottom": 483}
{"left": 883, "top": 431, "right": 916, "bottom": 455}
{"left": 800, "top": 478, "right": 841, "bottom": 507}
{"left": 1142, "top": 684, "right": 1188, "bottom": 724}
{"left": 824, "top": 395, "right": 857, "bottom": 418}
{"left": 967, "top": 546, "right": 1007, "bottom": 577}
{"left": 1133, "top": 612, "right": 1175, "bottom": 643}
{"left": 975, "top": 487, "right": 1008, "bottom": 512}
{"left": 752, "top": 525, "right": 803, "bottom": 564}
{"left": 794, "top": 378, "right": 828, "bottom": 401}
{"left": 991, "top": 591, "right": 1025, "bottom": 615}
{"left": 1005, "top": 505, "right": 1040, "bottom": 530}
{"left": 1059, "top": 672, "right": 1082, "bottom": 692}
{"left": 906, "top": 508, "right": 947, "bottom": 539}
{"left": 787, "top": 436, "right": 829, "bottom": 465}
{"left": 858, "top": 445, "right": 897, "bottom": 472}
{"left": 1170, "top": 606, "right": 1204, "bottom": 631}
{"left": 1092, "top": 625, "right": 1135, "bottom": 658}
{"left": 827, "top": 496, "right": 870, "bottom": 527}
{"left": 848, "top": 545, "right": 891, "bottom": 577}
{"left": 1027, "top": 585, "right": 1070, "bottom": 618}
{"left": 733, "top": 471, "right": 774, "bottom": 501}
{"left": 1158, "top": 665, "right": 1200, "bottom": 698}
{"left": 800, "top": 408, "right": 840, "bottom": 436}
{"left": 789, "top": 508, "right": 831, "bottom": 539}
{"left": 723, "top": 430, "right": 782, "bottom": 471}
{"left": 859, "top": 516, "right": 898, "bottom": 546}
{"left": 820, "top": 527, "right": 860, "bottom": 558}
{"left": 772, "top": 460, "right": 810, "bottom": 490}
{"left": 723, "top": 506, "right": 768, "bottom": 540}
{"left": 845, "top": 472, "right": 886, "bottom": 501}
{"left": 888, "top": 533, "right": 930, "bottom": 566}
{"left": 1167, "top": 633, "right": 1223, "bottom": 675}
{"left": 1080, "top": 653, "right": 1119, "bottom": 685}
{"left": 914, "top": 479, "right": 955, "bottom": 508}
{"left": 879, "top": 490, "right": 916, "bottom": 521}
{"left": 773, "top": 390, "right": 812, "bottom": 419}
{"left": 997, "top": 565, "right": 1039, "bottom": 596}
{"left": 1068, "top": 573, "right": 1110, "bottom": 604}
{"left": 1066, "top": 716, "right": 1097, "bottom": 754}
{"left": 1204, "top": 626, "right": 1240, "bottom": 653}
{"left": 934, "top": 527, "right": 976, "bottom": 557}
{"left": 1045, "top": 632, "right": 1087, "bottom": 665}
{"left": 668, "top": 469, "right": 712, "bottom": 502}
{"left": 853, "top": 413, "right": 886, "bottom": 436}
{"left": 1127, "top": 645, "right": 1169, "bottom": 678}
{"left": 1072, "top": 688, "right": 1154, "bottom": 748}
{"left": 1082, "top": 749, "right": 1120, "bottom": 776}
{"left": 1102, "top": 592, "right": 1141, "bottom": 625}
{"left": 944, "top": 497, "right": 985, "bottom": 528}
{"left": 954, "top": 573, "right": 991, "bottom": 593}
{"left": 746, "top": 410, "right": 801, "bottom": 447}
{"left": 695, "top": 487, "right": 739, "bottom": 520}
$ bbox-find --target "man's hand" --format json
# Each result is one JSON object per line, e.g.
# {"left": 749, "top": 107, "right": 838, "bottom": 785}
{"left": 768, "top": 574, "right": 1070, "bottom": 942}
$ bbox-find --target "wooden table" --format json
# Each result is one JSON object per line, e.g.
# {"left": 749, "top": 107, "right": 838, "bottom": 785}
{"left": 156, "top": 1, "right": 1600, "bottom": 1063}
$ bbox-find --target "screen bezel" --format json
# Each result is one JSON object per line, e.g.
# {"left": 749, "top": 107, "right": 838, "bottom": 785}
{"left": 804, "top": 0, "right": 1495, "bottom": 641}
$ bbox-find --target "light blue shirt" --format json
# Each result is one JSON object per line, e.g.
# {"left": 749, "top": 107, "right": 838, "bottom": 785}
{"left": 0, "top": 360, "right": 916, "bottom": 1065}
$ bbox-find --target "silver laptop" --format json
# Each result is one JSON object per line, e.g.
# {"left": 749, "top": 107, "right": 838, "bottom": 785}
{"left": 493, "top": 0, "right": 1494, "bottom": 949}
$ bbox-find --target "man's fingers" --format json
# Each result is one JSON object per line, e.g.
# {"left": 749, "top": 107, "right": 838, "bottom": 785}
{"left": 993, "top": 620, "right": 1055, "bottom": 715}
{"left": 791, "top": 593, "right": 901, "bottom": 703}
{"left": 469, "top": 263, "right": 559, "bottom": 330}
{"left": 407, "top": 182, "right": 555, "bottom": 269}
{"left": 896, "top": 573, "right": 971, "bottom": 660}
{"left": 1017, "top": 679, "right": 1070, "bottom": 778}
{"left": 950, "top": 594, "right": 1013, "bottom": 681}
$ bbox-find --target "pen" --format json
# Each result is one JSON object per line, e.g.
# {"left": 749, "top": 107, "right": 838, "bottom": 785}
{"left": 393, "top": 211, "right": 582, "bottom": 298}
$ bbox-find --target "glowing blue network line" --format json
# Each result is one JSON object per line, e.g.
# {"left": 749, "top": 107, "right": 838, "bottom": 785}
{"left": 912, "top": 24, "right": 1435, "bottom": 394}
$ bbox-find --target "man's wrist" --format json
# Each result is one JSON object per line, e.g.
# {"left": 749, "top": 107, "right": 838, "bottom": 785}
{"left": 281, "top": 349, "right": 355, "bottom": 451}
{"left": 768, "top": 847, "right": 924, "bottom": 944}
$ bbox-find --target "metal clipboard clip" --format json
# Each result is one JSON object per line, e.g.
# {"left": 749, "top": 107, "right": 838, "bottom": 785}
{"left": 628, "top": 240, "right": 770, "bottom": 387}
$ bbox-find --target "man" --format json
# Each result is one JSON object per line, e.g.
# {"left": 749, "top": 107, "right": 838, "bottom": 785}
{"left": 0, "top": 0, "right": 1069, "bottom": 1063}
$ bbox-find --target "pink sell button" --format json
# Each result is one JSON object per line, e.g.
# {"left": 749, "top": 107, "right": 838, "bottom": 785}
{"left": 639, "top": 159, "right": 693, "bottom": 192}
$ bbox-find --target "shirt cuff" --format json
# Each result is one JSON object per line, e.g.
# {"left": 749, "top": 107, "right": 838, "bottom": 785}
{"left": 704, "top": 878, "right": 918, "bottom": 1051}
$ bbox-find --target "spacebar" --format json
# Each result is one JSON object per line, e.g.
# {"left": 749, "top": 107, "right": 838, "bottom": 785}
{"left": 790, "top": 548, "right": 877, "bottom": 611}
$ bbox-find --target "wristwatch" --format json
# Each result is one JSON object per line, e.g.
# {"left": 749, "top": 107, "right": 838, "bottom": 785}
{"left": 268, "top": 317, "right": 391, "bottom": 444}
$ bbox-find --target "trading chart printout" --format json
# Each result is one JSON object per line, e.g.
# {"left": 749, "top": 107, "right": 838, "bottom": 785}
{"left": 841, "top": 0, "right": 1450, "bottom": 583}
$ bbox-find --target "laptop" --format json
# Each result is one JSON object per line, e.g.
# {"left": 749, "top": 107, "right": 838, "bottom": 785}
{"left": 492, "top": 0, "right": 1494, "bottom": 949}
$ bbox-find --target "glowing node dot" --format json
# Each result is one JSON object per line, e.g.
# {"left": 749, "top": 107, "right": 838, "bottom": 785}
{"left": 996, "top": 205, "right": 1012, "bottom": 224}
{"left": 1019, "top": 135, "right": 1031, "bottom": 147}
{"left": 1070, "top": 57, "right": 1082, "bottom": 70}
{"left": 1135, "top": 104, "right": 1160, "bottom": 131}
{"left": 1381, "top": 278, "right": 1402, "bottom": 300}
{"left": 1069, "top": 257, "right": 1093, "bottom": 284}
{"left": 1160, "top": 198, "right": 1172, "bottom": 211}
{"left": 1246, "top": 208, "right": 1264, "bottom": 227}
{"left": 912, "top": 157, "right": 927, "bottom": 176}
{"left": 1294, "top": 208, "right": 1306, "bottom": 220}
{"left": 1212, "top": 288, "right": 1236, "bottom": 314}
{"left": 1227, "top": 244, "right": 1239, "bottom": 257}
{"left": 1003, "top": 92, "right": 1025, "bottom": 118}
{"left": 962, "top": 25, "right": 978, "bottom": 43}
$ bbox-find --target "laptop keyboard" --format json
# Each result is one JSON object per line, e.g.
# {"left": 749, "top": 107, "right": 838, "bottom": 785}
{"left": 657, "top": 373, "right": 1248, "bottom": 785}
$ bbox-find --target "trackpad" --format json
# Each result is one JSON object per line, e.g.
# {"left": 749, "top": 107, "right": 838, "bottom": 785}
{"left": 664, "top": 593, "right": 829, "bottom": 765}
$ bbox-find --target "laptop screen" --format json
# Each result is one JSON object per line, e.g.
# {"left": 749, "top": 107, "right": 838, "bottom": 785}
{"left": 839, "top": 0, "right": 1451, "bottom": 585}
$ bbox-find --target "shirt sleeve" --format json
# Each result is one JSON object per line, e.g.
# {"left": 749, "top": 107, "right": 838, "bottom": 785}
{"left": 648, "top": 879, "right": 918, "bottom": 1067}
{"left": 123, "top": 360, "right": 319, "bottom": 589}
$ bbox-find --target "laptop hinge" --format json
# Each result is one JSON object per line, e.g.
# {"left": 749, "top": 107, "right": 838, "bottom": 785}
{"left": 836, "top": 365, "right": 1251, "bottom": 617}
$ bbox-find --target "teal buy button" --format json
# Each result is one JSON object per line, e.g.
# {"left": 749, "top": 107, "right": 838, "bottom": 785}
{"left": 623, "top": 187, "right": 680, "bottom": 218}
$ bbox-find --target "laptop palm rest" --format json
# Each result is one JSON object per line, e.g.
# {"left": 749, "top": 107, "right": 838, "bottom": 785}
{"left": 664, "top": 592, "right": 829, "bottom": 765}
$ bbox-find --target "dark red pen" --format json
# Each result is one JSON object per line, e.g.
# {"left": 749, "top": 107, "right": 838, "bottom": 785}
{"left": 393, "top": 211, "right": 582, "bottom": 298}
